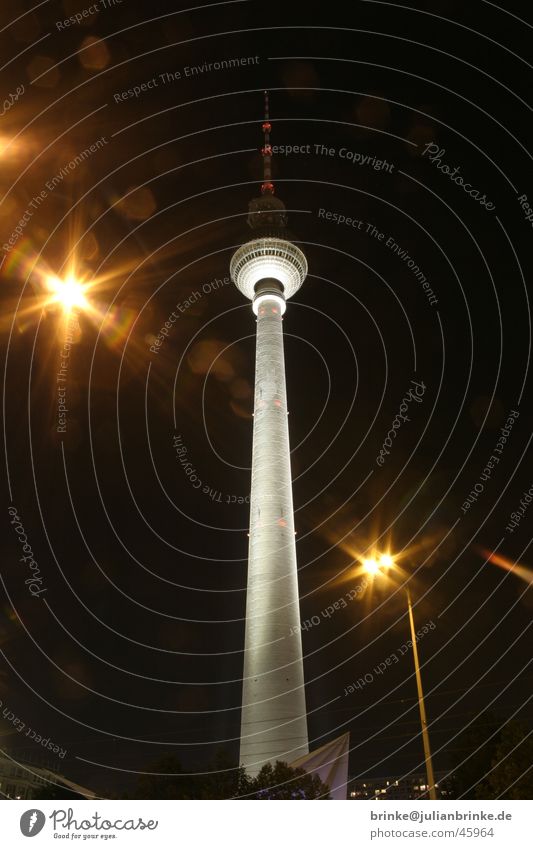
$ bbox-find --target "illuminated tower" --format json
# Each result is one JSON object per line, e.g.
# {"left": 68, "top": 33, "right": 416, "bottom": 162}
{"left": 230, "top": 93, "right": 309, "bottom": 775}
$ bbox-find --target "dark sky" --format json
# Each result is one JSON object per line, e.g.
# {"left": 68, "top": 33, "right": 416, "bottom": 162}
{"left": 1, "top": 0, "right": 532, "bottom": 796}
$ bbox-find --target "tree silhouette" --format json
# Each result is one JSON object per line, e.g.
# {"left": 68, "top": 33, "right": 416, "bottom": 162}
{"left": 452, "top": 717, "right": 533, "bottom": 799}
{"left": 131, "top": 753, "right": 330, "bottom": 799}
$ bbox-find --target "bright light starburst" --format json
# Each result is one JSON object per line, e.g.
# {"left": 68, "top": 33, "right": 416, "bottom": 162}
{"left": 362, "top": 558, "right": 380, "bottom": 575}
{"left": 46, "top": 274, "right": 88, "bottom": 312}
{"left": 379, "top": 553, "right": 394, "bottom": 568}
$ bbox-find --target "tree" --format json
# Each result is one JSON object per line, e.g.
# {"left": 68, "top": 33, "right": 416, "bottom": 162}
{"left": 132, "top": 754, "right": 330, "bottom": 799}
{"left": 133, "top": 756, "right": 192, "bottom": 799}
{"left": 451, "top": 717, "right": 533, "bottom": 799}
{"left": 480, "top": 722, "right": 533, "bottom": 799}
{"left": 194, "top": 751, "right": 249, "bottom": 800}
{"left": 31, "top": 782, "right": 85, "bottom": 800}
{"left": 239, "top": 761, "right": 330, "bottom": 799}
{"left": 133, "top": 752, "right": 247, "bottom": 799}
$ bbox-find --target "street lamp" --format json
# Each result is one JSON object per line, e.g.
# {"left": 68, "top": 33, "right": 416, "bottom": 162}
{"left": 362, "top": 558, "right": 380, "bottom": 575}
{"left": 46, "top": 273, "right": 88, "bottom": 313}
{"left": 362, "top": 553, "right": 437, "bottom": 800}
{"left": 43, "top": 271, "right": 91, "bottom": 345}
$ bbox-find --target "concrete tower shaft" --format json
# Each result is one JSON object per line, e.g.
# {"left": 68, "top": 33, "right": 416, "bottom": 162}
{"left": 239, "top": 293, "right": 308, "bottom": 773}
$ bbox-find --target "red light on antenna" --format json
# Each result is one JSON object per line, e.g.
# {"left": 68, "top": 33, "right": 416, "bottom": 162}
{"left": 261, "top": 145, "right": 272, "bottom": 156}
{"left": 261, "top": 182, "right": 275, "bottom": 194}
{"left": 262, "top": 122, "right": 272, "bottom": 133}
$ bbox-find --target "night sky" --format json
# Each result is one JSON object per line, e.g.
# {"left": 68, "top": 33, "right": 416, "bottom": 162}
{"left": 1, "top": 0, "right": 532, "bottom": 797}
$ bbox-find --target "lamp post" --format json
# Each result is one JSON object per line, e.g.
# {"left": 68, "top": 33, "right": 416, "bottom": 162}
{"left": 405, "top": 584, "right": 437, "bottom": 800}
{"left": 362, "top": 554, "right": 437, "bottom": 800}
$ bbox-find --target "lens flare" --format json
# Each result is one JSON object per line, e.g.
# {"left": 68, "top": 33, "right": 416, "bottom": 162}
{"left": 379, "top": 553, "right": 394, "bottom": 568}
{"left": 362, "top": 558, "right": 380, "bottom": 575}
{"left": 46, "top": 274, "right": 88, "bottom": 311}
{"left": 478, "top": 546, "right": 533, "bottom": 586}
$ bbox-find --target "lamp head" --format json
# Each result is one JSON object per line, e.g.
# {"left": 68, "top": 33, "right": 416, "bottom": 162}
{"left": 46, "top": 273, "right": 88, "bottom": 312}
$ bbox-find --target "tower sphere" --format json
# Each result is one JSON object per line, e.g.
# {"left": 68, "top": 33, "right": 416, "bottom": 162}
{"left": 230, "top": 236, "right": 307, "bottom": 303}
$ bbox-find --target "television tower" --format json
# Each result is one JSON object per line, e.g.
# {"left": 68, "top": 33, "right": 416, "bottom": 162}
{"left": 230, "top": 93, "right": 309, "bottom": 775}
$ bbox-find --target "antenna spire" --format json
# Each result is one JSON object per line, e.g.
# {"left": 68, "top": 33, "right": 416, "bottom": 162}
{"left": 247, "top": 92, "right": 287, "bottom": 233}
{"left": 261, "top": 90, "right": 274, "bottom": 195}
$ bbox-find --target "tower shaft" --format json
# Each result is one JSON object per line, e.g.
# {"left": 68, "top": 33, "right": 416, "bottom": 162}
{"left": 240, "top": 294, "right": 308, "bottom": 775}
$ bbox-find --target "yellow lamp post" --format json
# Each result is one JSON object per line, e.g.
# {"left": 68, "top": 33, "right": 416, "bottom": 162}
{"left": 362, "top": 553, "right": 437, "bottom": 800}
